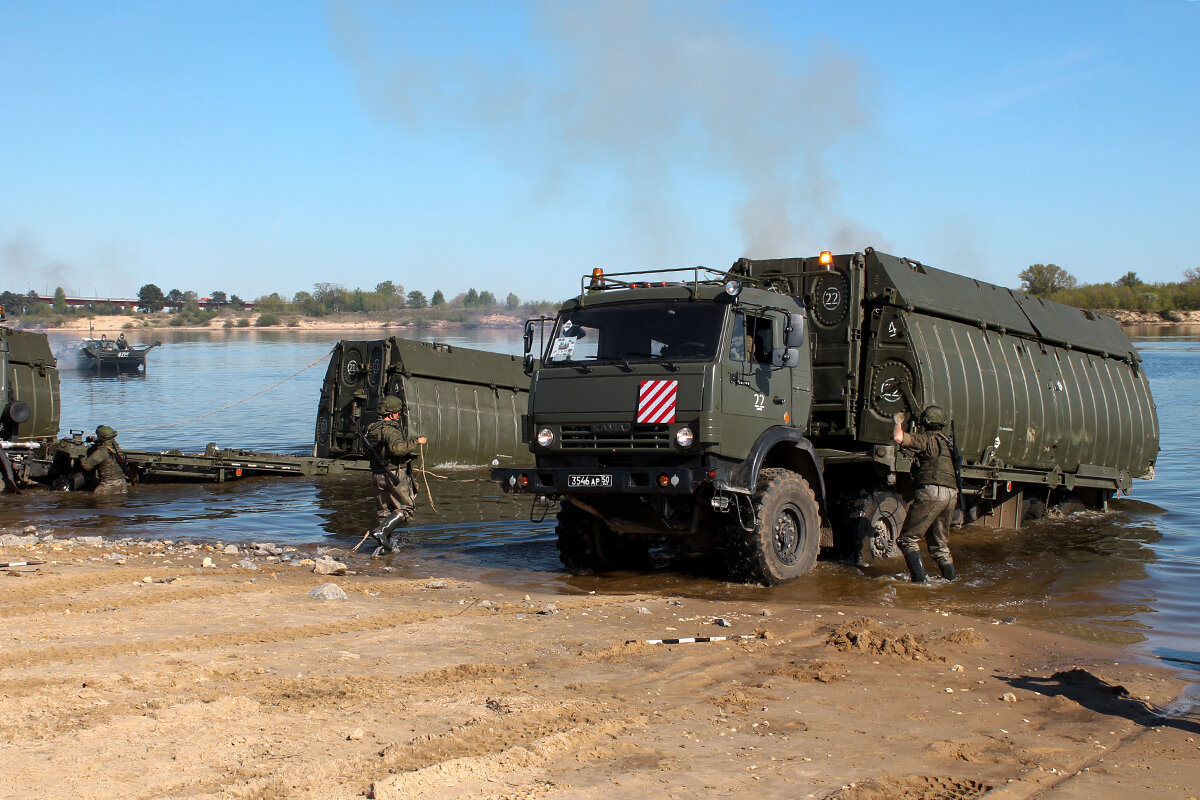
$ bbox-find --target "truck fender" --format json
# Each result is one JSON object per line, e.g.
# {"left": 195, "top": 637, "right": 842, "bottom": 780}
{"left": 729, "top": 427, "right": 827, "bottom": 511}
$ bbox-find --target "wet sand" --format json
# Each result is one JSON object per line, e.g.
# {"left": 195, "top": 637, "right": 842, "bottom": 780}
{"left": 1, "top": 531, "right": 1196, "bottom": 800}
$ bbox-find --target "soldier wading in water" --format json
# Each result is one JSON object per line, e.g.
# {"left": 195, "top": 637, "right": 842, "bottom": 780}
{"left": 892, "top": 405, "right": 958, "bottom": 583}
{"left": 366, "top": 396, "right": 426, "bottom": 553}
{"left": 81, "top": 425, "right": 128, "bottom": 494}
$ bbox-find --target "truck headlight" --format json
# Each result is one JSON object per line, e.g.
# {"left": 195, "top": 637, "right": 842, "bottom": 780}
{"left": 536, "top": 427, "right": 555, "bottom": 448}
{"left": 675, "top": 426, "right": 694, "bottom": 448}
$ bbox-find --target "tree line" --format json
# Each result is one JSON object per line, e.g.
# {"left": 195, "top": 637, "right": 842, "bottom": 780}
{"left": 8, "top": 264, "right": 1200, "bottom": 324}
{"left": 1018, "top": 263, "right": 1200, "bottom": 316}
{"left": 0, "top": 280, "right": 558, "bottom": 323}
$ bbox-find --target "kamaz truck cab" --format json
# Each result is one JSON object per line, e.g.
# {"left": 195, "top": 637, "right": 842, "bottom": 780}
{"left": 495, "top": 266, "right": 826, "bottom": 584}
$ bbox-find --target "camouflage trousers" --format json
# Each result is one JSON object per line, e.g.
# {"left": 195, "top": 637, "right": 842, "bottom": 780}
{"left": 93, "top": 479, "right": 128, "bottom": 495}
{"left": 373, "top": 468, "right": 416, "bottom": 522}
{"left": 898, "top": 485, "right": 956, "bottom": 565}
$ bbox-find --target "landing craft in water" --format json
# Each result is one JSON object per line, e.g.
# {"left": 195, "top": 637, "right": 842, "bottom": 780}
{"left": 57, "top": 336, "right": 161, "bottom": 372}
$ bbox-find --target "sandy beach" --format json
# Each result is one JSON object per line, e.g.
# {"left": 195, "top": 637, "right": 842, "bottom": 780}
{"left": 29, "top": 312, "right": 525, "bottom": 336}
{"left": 1, "top": 530, "right": 1196, "bottom": 800}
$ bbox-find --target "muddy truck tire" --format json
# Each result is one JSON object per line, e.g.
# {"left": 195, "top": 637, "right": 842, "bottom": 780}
{"left": 555, "top": 501, "right": 651, "bottom": 573}
{"left": 728, "top": 468, "right": 821, "bottom": 585}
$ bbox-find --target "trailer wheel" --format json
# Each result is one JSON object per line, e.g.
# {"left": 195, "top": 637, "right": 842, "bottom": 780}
{"left": 730, "top": 468, "right": 821, "bottom": 585}
{"left": 555, "top": 502, "right": 650, "bottom": 573}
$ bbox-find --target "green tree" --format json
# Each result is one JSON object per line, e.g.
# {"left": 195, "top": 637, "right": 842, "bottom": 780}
{"left": 406, "top": 290, "right": 427, "bottom": 309}
{"left": 165, "top": 288, "right": 185, "bottom": 308}
{"left": 0, "top": 290, "right": 25, "bottom": 316}
{"left": 293, "top": 290, "right": 321, "bottom": 316}
{"left": 464, "top": 288, "right": 480, "bottom": 307}
{"left": 431, "top": 289, "right": 445, "bottom": 307}
{"left": 1019, "top": 264, "right": 1077, "bottom": 296}
{"left": 137, "top": 283, "right": 166, "bottom": 312}
{"left": 1115, "top": 271, "right": 1143, "bottom": 288}
{"left": 505, "top": 292, "right": 519, "bottom": 311}
{"left": 53, "top": 286, "right": 68, "bottom": 313}
{"left": 312, "top": 283, "right": 345, "bottom": 314}
{"left": 254, "top": 292, "right": 286, "bottom": 312}
{"left": 229, "top": 294, "right": 246, "bottom": 308}
{"left": 210, "top": 290, "right": 228, "bottom": 306}
{"left": 478, "top": 290, "right": 497, "bottom": 307}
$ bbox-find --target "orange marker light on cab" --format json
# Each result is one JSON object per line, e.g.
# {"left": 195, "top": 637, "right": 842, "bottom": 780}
{"left": 819, "top": 251, "right": 833, "bottom": 268}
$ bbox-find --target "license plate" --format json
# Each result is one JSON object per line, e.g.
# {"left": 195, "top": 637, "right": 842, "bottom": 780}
{"left": 567, "top": 473, "right": 613, "bottom": 488}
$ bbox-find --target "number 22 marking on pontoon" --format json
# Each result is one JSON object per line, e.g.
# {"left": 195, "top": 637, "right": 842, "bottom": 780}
{"left": 753, "top": 393, "right": 766, "bottom": 411}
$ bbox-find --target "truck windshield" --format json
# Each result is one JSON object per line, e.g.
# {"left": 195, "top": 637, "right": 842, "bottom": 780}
{"left": 544, "top": 301, "right": 725, "bottom": 366}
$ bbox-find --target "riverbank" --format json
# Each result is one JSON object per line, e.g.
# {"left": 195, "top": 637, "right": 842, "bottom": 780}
{"left": 21, "top": 308, "right": 1200, "bottom": 337}
{"left": 22, "top": 311, "right": 525, "bottom": 336}
{"left": 1, "top": 529, "right": 1195, "bottom": 799}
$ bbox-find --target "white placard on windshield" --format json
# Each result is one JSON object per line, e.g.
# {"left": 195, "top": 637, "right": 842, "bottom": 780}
{"left": 549, "top": 337, "right": 577, "bottom": 361}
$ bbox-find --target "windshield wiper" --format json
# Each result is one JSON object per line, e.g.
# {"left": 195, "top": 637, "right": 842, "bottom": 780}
{"left": 623, "top": 351, "right": 679, "bottom": 371}
{"left": 585, "top": 356, "right": 633, "bottom": 371}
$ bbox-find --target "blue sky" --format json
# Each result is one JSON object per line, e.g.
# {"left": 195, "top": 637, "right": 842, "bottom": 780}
{"left": 1, "top": 0, "right": 1197, "bottom": 304}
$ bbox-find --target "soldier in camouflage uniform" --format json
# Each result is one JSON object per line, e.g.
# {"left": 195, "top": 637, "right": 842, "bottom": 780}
{"left": 366, "top": 395, "right": 427, "bottom": 552}
{"left": 893, "top": 405, "right": 957, "bottom": 583}
{"left": 81, "top": 425, "right": 128, "bottom": 494}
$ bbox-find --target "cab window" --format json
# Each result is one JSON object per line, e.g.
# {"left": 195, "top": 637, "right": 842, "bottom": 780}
{"left": 729, "top": 312, "right": 773, "bottom": 365}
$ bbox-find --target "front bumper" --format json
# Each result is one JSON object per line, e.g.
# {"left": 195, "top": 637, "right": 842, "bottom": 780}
{"left": 492, "top": 466, "right": 700, "bottom": 495}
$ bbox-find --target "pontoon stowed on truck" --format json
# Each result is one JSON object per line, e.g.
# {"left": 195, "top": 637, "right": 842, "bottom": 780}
{"left": 494, "top": 250, "right": 1159, "bottom": 585}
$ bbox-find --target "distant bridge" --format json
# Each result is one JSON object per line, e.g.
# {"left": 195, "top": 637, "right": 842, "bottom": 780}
{"left": 28, "top": 294, "right": 256, "bottom": 312}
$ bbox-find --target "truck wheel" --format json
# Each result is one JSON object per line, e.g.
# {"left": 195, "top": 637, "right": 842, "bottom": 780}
{"left": 731, "top": 468, "right": 821, "bottom": 585}
{"left": 849, "top": 490, "right": 906, "bottom": 567}
{"left": 555, "top": 502, "right": 650, "bottom": 573}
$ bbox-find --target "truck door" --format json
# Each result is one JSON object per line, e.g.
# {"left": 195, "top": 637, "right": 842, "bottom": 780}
{"left": 721, "top": 310, "right": 793, "bottom": 460}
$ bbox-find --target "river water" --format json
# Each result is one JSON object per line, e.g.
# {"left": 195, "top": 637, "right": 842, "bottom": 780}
{"left": 7, "top": 325, "right": 1200, "bottom": 680}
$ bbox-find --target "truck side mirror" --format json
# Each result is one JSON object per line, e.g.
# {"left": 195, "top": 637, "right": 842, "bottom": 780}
{"left": 784, "top": 313, "right": 806, "bottom": 348}
{"left": 522, "top": 320, "right": 535, "bottom": 356}
{"left": 523, "top": 353, "right": 534, "bottom": 376}
{"left": 771, "top": 347, "right": 800, "bottom": 368}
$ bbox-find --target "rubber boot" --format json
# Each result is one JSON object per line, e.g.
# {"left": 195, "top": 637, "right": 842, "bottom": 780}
{"left": 903, "top": 550, "right": 929, "bottom": 583}
{"left": 370, "top": 510, "right": 409, "bottom": 554}
{"left": 939, "top": 561, "right": 956, "bottom": 581}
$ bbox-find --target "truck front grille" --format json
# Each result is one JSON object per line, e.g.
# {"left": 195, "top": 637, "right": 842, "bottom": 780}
{"left": 561, "top": 424, "right": 670, "bottom": 449}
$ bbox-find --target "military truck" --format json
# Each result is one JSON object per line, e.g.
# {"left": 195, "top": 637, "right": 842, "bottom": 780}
{"left": 0, "top": 306, "right": 60, "bottom": 490}
{"left": 492, "top": 248, "right": 1160, "bottom": 584}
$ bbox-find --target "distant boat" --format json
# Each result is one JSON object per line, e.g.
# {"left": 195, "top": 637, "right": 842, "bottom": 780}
{"left": 58, "top": 337, "right": 162, "bottom": 372}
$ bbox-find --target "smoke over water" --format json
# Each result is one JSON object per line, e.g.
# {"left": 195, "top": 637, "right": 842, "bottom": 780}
{"left": 328, "top": 0, "right": 883, "bottom": 260}
{"left": 2, "top": 233, "right": 76, "bottom": 295}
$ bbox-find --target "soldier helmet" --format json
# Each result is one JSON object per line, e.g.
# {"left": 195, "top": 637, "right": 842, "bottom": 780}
{"left": 95, "top": 425, "right": 118, "bottom": 440}
{"left": 920, "top": 405, "right": 947, "bottom": 430}
{"left": 379, "top": 396, "right": 404, "bottom": 415}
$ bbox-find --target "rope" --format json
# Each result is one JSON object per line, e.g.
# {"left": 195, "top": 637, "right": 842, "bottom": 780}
{"left": 119, "top": 348, "right": 333, "bottom": 433}
{"left": 418, "top": 441, "right": 438, "bottom": 514}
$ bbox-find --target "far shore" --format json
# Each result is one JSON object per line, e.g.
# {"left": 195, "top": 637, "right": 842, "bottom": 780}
{"left": 16, "top": 307, "right": 1200, "bottom": 337}
{"left": 24, "top": 311, "right": 525, "bottom": 336}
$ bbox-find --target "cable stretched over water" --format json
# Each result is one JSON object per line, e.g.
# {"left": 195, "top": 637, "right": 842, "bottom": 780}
{"left": 120, "top": 348, "right": 333, "bottom": 433}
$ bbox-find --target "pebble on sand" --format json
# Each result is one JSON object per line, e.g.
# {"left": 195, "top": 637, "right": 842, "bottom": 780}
{"left": 313, "top": 556, "right": 348, "bottom": 576}
{"left": 308, "top": 583, "right": 349, "bottom": 601}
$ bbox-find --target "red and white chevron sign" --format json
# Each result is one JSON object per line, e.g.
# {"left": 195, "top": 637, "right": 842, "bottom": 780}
{"left": 637, "top": 379, "right": 678, "bottom": 423}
